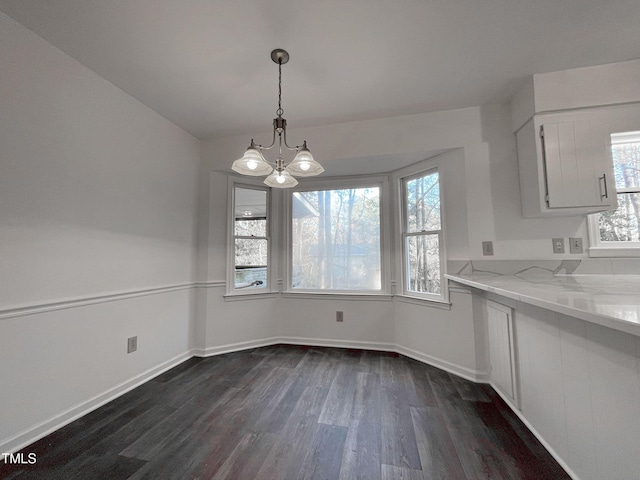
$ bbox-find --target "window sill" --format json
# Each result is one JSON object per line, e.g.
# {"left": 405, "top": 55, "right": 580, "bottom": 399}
{"left": 223, "top": 291, "right": 280, "bottom": 301}
{"left": 395, "top": 294, "right": 452, "bottom": 310}
{"left": 588, "top": 246, "right": 640, "bottom": 258}
{"left": 281, "top": 291, "right": 393, "bottom": 301}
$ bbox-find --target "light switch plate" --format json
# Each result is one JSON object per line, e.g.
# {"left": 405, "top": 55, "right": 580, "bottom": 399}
{"left": 569, "top": 237, "right": 583, "bottom": 254}
{"left": 552, "top": 238, "right": 565, "bottom": 254}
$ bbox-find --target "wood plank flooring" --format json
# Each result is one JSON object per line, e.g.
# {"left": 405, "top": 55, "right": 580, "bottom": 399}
{"left": 1, "top": 345, "right": 571, "bottom": 480}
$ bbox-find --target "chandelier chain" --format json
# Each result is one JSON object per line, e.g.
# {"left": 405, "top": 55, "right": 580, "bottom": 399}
{"left": 277, "top": 61, "right": 283, "bottom": 117}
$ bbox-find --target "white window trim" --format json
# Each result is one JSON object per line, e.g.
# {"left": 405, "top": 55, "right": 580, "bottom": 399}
{"left": 588, "top": 213, "right": 640, "bottom": 257}
{"left": 393, "top": 156, "right": 449, "bottom": 304}
{"left": 283, "top": 174, "right": 391, "bottom": 295}
{"left": 225, "top": 177, "right": 275, "bottom": 296}
{"left": 587, "top": 130, "right": 640, "bottom": 258}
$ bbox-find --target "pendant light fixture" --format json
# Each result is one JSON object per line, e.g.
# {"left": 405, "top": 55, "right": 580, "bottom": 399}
{"left": 232, "top": 49, "right": 323, "bottom": 188}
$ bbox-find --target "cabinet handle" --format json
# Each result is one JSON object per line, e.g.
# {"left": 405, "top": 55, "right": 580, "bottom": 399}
{"left": 599, "top": 174, "right": 609, "bottom": 200}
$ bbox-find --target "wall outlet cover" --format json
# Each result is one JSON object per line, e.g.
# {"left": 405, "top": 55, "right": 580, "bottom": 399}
{"left": 552, "top": 238, "right": 565, "bottom": 254}
{"left": 482, "top": 241, "right": 494, "bottom": 256}
{"left": 336, "top": 311, "right": 344, "bottom": 322}
{"left": 127, "top": 336, "right": 137, "bottom": 353}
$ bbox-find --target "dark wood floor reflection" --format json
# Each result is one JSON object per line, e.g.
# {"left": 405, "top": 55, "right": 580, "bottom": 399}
{"left": 2, "top": 345, "right": 570, "bottom": 479}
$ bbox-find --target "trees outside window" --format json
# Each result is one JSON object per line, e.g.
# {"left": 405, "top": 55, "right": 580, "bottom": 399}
{"left": 589, "top": 131, "right": 640, "bottom": 256}
{"left": 291, "top": 186, "right": 381, "bottom": 291}
{"left": 596, "top": 131, "right": 640, "bottom": 243}
{"left": 403, "top": 170, "right": 443, "bottom": 298}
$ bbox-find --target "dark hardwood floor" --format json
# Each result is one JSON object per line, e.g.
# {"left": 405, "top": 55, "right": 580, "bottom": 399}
{"left": 1, "top": 345, "right": 571, "bottom": 480}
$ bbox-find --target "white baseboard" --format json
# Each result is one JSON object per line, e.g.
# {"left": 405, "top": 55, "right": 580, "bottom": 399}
{"left": 395, "top": 344, "right": 489, "bottom": 383}
{"left": 1, "top": 350, "right": 193, "bottom": 454}
{"left": 193, "top": 336, "right": 396, "bottom": 358}
{"left": 192, "top": 337, "right": 281, "bottom": 357}
{"left": 489, "top": 383, "right": 580, "bottom": 480}
{"left": 280, "top": 336, "right": 396, "bottom": 352}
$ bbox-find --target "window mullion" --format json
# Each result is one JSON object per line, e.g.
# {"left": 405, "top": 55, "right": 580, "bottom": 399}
{"left": 234, "top": 235, "right": 268, "bottom": 240}
{"left": 406, "top": 230, "right": 441, "bottom": 237}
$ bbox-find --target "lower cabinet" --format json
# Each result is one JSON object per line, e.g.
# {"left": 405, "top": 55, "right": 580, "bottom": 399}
{"left": 482, "top": 294, "right": 640, "bottom": 480}
{"left": 486, "top": 300, "right": 519, "bottom": 407}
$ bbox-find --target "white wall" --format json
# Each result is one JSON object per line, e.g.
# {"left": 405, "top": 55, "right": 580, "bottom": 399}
{"left": 394, "top": 291, "right": 485, "bottom": 381}
{"left": 277, "top": 296, "right": 395, "bottom": 349}
{"left": 0, "top": 12, "right": 200, "bottom": 451}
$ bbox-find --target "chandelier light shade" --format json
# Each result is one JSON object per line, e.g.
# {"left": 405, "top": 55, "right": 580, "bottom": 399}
{"left": 231, "top": 49, "right": 323, "bottom": 188}
{"left": 286, "top": 144, "right": 324, "bottom": 176}
{"left": 231, "top": 146, "right": 273, "bottom": 176}
{"left": 264, "top": 168, "right": 298, "bottom": 188}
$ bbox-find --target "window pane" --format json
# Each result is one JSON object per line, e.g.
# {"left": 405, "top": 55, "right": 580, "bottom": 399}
{"left": 234, "top": 238, "right": 267, "bottom": 289}
{"left": 406, "top": 172, "right": 440, "bottom": 232}
{"left": 234, "top": 267, "right": 267, "bottom": 289}
{"left": 611, "top": 132, "right": 640, "bottom": 190}
{"left": 599, "top": 193, "right": 640, "bottom": 242}
{"left": 235, "top": 238, "right": 268, "bottom": 266}
{"left": 234, "top": 187, "right": 267, "bottom": 235}
{"left": 407, "top": 234, "right": 440, "bottom": 294}
{"left": 235, "top": 218, "right": 266, "bottom": 237}
{"left": 292, "top": 187, "right": 381, "bottom": 290}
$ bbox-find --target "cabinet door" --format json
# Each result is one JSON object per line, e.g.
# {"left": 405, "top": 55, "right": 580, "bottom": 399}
{"left": 541, "top": 117, "right": 615, "bottom": 209}
{"left": 487, "top": 300, "right": 518, "bottom": 406}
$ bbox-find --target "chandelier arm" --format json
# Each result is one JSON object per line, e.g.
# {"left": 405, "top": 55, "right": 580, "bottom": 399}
{"left": 252, "top": 128, "right": 278, "bottom": 151}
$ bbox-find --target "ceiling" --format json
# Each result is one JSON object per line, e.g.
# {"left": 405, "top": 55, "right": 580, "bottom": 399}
{"left": 1, "top": 0, "right": 639, "bottom": 141}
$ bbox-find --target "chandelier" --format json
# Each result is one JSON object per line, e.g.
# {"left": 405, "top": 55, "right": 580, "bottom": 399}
{"left": 231, "top": 49, "right": 323, "bottom": 188}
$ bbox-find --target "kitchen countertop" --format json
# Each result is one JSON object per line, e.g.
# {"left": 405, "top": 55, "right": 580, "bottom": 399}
{"left": 445, "top": 271, "right": 640, "bottom": 336}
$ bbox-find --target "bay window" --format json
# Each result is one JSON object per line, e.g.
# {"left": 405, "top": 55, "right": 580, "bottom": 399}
{"left": 227, "top": 167, "right": 447, "bottom": 303}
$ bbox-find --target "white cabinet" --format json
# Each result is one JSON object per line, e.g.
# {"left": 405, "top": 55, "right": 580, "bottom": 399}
{"left": 486, "top": 300, "right": 519, "bottom": 406}
{"left": 516, "top": 109, "right": 617, "bottom": 217}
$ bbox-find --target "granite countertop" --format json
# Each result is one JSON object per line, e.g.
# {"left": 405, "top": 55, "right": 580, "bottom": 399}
{"left": 445, "top": 269, "right": 640, "bottom": 336}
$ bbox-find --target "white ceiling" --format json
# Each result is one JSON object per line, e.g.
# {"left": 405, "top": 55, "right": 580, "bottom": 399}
{"left": 1, "top": 0, "right": 639, "bottom": 141}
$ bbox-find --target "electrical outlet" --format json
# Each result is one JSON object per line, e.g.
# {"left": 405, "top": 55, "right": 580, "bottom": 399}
{"left": 552, "top": 238, "right": 565, "bottom": 254}
{"left": 482, "top": 241, "right": 494, "bottom": 256}
{"left": 336, "top": 311, "right": 344, "bottom": 322}
{"left": 569, "top": 237, "right": 583, "bottom": 254}
{"left": 127, "top": 336, "right": 137, "bottom": 353}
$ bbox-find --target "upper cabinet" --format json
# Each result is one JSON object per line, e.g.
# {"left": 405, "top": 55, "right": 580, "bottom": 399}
{"left": 516, "top": 109, "right": 617, "bottom": 217}
{"left": 511, "top": 60, "right": 640, "bottom": 218}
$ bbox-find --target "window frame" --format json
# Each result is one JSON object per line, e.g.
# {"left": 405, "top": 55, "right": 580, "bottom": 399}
{"left": 396, "top": 161, "right": 448, "bottom": 304}
{"left": 283, "top": 175, "right": 391, "bottom": 295}
{"left": 226, "top": 178, "right": 274, "bottom": 296}
{"left": 588, "top": 130, "right": 640, "bottom": 258}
